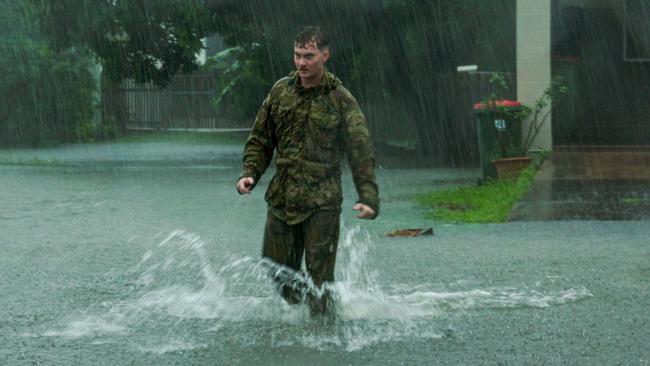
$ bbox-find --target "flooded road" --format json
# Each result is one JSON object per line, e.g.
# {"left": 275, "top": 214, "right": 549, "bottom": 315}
{"left": 1, "top": 136, "right": 648, "bottom": 365}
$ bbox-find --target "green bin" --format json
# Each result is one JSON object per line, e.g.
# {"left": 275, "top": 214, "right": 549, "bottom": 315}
{"left": 474, "top": 100, "right": 523, "bottom": 181}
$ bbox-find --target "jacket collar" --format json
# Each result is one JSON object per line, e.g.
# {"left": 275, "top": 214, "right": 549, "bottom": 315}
{"left": 288, "top": 68, "right": 340, "bottom": 94}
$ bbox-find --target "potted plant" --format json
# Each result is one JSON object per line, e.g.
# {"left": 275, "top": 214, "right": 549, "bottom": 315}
{"left": 480, "top": 73, "right": 567, "bottom": 180}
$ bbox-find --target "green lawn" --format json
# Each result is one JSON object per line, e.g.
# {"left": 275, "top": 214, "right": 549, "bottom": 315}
{"left": 416, "top": 165, "right": 538, "bottom": 223}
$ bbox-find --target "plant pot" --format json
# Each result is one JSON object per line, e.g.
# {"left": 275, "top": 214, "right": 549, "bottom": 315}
{"left": 491, "top": 156, "right": 532, "bottom": 180}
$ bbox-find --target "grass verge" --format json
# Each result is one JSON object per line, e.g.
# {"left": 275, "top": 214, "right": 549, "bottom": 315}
{"left": 115, "top": 130, "right": 249, "bottom": 145}
{"left": 416, "top": 164, "right": 539, "bottom": 223}
{"left": 0, "top": 157, "right": 65, "bottom": 167}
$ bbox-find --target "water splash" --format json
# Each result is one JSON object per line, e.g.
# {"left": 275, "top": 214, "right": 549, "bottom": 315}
{"left": 43, "top": 229, "right": 592, "bottom": 352}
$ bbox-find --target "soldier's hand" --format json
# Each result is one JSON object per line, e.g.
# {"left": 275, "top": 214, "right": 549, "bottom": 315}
{"left": 237, "top": 177, "right": 255, "bottom": 194}
{"left": 352, "top": 203, "right": 375, "bottom": 219}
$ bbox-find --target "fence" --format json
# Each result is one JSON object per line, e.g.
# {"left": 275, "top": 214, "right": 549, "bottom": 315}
{"left": 103, "top": 73, "right": 250, "bottom": 131}
{"left": 101, "top": 71, "right": 514, "bottom": 166}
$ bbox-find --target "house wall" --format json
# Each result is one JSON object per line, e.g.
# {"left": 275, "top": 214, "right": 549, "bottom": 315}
{"left": 551, "top": 0, "right": 650, "bottom": 146}
{"left": 517, "top": 0, "right": 553, "bottom": 151}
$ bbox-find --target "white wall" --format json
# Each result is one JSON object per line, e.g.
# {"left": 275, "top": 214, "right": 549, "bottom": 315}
{"left": 517, "top": 0, "right": 552, "bottom": 151}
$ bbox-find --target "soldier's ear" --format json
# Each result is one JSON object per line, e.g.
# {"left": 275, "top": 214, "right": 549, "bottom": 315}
{"left": 322, "top": 49, "right": 330, "bottom": 62}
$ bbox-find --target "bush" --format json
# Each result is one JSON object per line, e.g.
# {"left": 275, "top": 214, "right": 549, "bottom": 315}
{"left": 202, "top": 44, "right": 268, "bottom": 124}
{"left": 0, "top": 1, "right": 95, "bottom": 147}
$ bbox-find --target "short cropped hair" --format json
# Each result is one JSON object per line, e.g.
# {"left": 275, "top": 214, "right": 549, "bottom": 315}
{"left": 294, "top": 26, "right": 330, "bottom": 50}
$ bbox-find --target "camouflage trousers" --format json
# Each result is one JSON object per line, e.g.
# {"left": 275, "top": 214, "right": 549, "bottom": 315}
{"left": 262, "top": 208, "right": 340, "bottom": 316}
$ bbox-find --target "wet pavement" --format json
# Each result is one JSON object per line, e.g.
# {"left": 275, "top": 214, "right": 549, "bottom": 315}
{"left": 509, "top": 150, "right": 650, "bottom": 221}
{"left": 1, "top": 138, "right": 649, "bottom": 365}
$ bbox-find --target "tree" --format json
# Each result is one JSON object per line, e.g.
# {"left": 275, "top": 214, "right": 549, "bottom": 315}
{"left": 201, "top": 0, "right": 516, "bottom": 158}
{"left": 0, "top": 0, "right": 95, "bottom": 146}
{"left": 32, "top": 0, "right": 215, "bottom": 86}
{"left": 31, "top": 0, "right": 516, "bottom": 158}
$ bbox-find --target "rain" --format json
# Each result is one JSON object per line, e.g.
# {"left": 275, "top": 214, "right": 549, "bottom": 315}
{"left": 1, "top": 0, "right": 649, "bottom": 365}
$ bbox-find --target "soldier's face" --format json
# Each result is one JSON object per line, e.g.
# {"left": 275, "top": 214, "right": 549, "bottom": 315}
{"left": 294, "top": 40, "right": 330, "bottom": 81}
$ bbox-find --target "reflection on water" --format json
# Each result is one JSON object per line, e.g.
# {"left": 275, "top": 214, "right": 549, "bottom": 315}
{"left": 43, "top": 229, "right": 592, "bottom": 353}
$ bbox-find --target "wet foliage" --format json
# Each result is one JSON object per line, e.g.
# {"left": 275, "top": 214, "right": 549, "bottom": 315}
{"left": 0, "top": 0, "right": 95, "bottom": 147}
{"left": 203, "top": 0, "right": 516, "bottom": 156}
{"left": 24, "top": 0, "right": 515, "bottom": 155}
{"left": 31, "top": 0, "right": 212, "bottom": 86}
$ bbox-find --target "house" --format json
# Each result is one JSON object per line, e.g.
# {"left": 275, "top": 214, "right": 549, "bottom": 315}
{"left": 521, "top": 0, "right": 650, "bottom": 150}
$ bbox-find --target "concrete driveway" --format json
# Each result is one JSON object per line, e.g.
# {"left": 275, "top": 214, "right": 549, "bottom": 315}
{"left": 510, "top": 150, "right": 650, "bottom": 221}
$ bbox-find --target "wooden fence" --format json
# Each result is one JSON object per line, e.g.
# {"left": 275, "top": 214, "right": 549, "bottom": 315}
{"left": 103, "top": 73, "right": 249, "bottom": 131}
{"left": 102, "top": 71, "right": 514, "bottom": 166}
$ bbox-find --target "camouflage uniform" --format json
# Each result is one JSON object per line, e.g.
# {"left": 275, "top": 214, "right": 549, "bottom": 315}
{"left": 239, "top": 69, "right": 379, "bottom": 314}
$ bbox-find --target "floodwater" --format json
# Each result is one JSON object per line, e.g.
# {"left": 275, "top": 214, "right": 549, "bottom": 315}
{"left": 1, "top": 135, "right": 648, "bottom": 365}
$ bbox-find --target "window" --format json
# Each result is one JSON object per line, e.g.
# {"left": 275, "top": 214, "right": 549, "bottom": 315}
{"left": 624, "top": 0, "right": 650, "bottom": 61}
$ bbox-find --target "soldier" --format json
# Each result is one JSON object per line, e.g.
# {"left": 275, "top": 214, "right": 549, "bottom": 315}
{"left": 236, "top": 26, "right": 379, "bottom": 316}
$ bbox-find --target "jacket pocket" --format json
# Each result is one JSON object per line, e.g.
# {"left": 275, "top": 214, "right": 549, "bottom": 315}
{"left": 309, "top": 112, "right": 340, "bottom": 149}
{"left": 272, "top": 104, "right": 292, "bottom": 121}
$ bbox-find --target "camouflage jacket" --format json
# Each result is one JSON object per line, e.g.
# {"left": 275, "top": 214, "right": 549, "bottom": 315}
{"left": 239, "top": 70, "right": 379, "bottom": 224}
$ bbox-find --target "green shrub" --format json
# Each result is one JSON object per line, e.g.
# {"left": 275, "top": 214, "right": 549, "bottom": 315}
{"left": 0, "top": 1, "right": 95, "bottom": 147}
